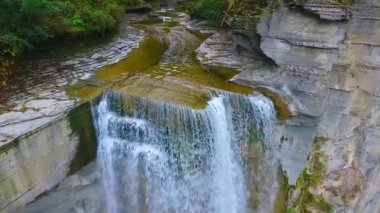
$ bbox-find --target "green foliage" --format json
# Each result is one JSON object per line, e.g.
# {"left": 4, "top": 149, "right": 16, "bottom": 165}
{"left": 0, "top": 0, "right": 141, "bottom": 73}
{"left": 293, "top": 168, "right": 332, "bottom": 213}
{"left": 0, "top": 34, "right": 29, "bottom": 81}
{"left": 192, "top": 0, "right": 277, "bottom": 26}
{"left": 118, "top": 0, "right": 143, "bottom": 6}
{"left": 285, "top": 207, "right": 297, "bottom": 213}
{"left": 192, "top": 0, "right": 228, "bottom": 23}
{"left": 296, "top": 169, "right": 322, "bottom": 189}
{"left": 0, "top": 0, "right": 138, "bottom": 55}
{"left": 0, "top": 34, "right": 30, "bottom": 57}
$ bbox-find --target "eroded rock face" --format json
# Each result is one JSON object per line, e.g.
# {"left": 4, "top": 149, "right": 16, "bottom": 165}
{"left": 197, "top": 0, "right": 380, "bottom": 211}
{"left": 258, "top": 7, "right": 347, "bottom": 75}
{"left": 22, "top": 162, "right": 102, "bottom": 213}
{"left": 293, "top": 0, "right": 352, "bottom": 21}
{"left": 0, "top": 103, "right": 97, "bottom": 212}
{"left": 258, "top": 0, "right": 380, "bottom": 211}
{"left": 0, "top": 118, "right": 76, "bottom": 211}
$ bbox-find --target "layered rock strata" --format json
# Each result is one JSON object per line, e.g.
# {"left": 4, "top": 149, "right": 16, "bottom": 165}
{"left": 0, "top": 103, "right": 97, "bottom": 212}
{"left": 0, "top": 25, "right": 144, "bottom": 145}
{"left": 197, "top": 0, "right": 380, "bottom": 210}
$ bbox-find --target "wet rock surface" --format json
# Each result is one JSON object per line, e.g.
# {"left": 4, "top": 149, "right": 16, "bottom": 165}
{"left": 21, "top": 162, "right": 102, "bottom": 213}
{"left": 0, "top": 103, "right": 97, "bottom": 212}
{"left": 0, "top": 20, "right": 144, "bottom": 145}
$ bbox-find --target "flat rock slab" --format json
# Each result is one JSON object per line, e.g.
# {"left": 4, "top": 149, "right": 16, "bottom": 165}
{"left": 0, "top": 24, "right": 145, "bottom": 145}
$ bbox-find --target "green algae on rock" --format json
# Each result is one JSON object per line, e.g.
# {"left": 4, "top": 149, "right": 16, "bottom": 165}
{"left": 286, "top": 136, "right": 332, "bottom": 213}
{"left": 115, "top": 74, "right": 210, "bottom": 109}
{"left": 0, "top": 102, "right": 98, "bottom": 211}
{"left": 274, "top": 168, "right": 291, "bottom": 213}
{"left": 66, "top": 36, "right": 168, "bottom": 101}
{"left": 67, "top": 102, "right": 98, "bottom": 175}
{"left": 95, "top": 36, "right": 168, "bottom": 82}
{"left": 66, "top": 13, "right": 254, "bottom": 109}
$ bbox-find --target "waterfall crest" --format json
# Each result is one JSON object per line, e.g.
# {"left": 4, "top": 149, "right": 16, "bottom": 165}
{"left": 92, "top": 91, "right": 277, "bottom": 213}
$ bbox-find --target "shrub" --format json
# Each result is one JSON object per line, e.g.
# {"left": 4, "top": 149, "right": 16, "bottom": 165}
{"left": 192, "top": 0, "right": 229, "bottom": 23}
{"left": 0, "top": 0, "right": 139, "bottom": 74}
{"left": 192, "top": 0, "right": 275, "bottom": 26}
{"left": 0, "top": 0, "right": 137, "bottom": 56}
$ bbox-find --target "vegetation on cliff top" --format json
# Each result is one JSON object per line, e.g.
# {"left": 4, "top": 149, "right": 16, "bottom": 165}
{"left": 192, "top": 0, "right": 279, "bottom": 27}
{"left": 0, "top": 0, "right": 141, "bottom": 78}
{"left": 192, "top": 0, "right": 354, "bottom": 29}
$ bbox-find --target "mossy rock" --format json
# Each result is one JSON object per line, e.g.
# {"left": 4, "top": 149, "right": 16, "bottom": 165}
{"left": 287, "top": 136, "right": 332, "bottom": 213}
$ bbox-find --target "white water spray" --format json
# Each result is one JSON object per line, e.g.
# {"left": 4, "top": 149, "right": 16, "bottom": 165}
{"left": 92, "top": 91, "right": 277, "bottom": 213}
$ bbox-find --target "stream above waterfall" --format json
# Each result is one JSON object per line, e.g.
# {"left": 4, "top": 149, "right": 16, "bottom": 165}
{"left": 66, "top": 7, "right": 254, "bottom": 108}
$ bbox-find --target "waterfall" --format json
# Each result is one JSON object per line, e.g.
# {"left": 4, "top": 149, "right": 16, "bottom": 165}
{"left": 92, "top": 91, "right": 277, "bottom": 213}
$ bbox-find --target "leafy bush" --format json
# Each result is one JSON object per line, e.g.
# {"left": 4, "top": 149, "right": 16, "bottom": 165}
{"left": 0, "top": 0, "right": 140, "bottom": 74}
{"left": 0, "top": 0, "right": 137, "bottom": 54}
{"left": 192, "top": 0, "right": 275, "bottom": 26}
{"left": 192, "top": 0, "right": 229, "bottom": 23}
{"left": 118, "top": 0, "right": 143, "bottom": 6}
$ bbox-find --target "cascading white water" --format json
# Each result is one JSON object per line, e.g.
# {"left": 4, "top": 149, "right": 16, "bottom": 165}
{"left": 92, "top": 91, "right": 277, "bottom": 213}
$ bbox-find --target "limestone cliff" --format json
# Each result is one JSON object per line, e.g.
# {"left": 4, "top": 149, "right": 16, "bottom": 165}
{"left": 0, "top": 103, "right": 97, "bottom": 212}
{"left": 197, "top": 0, "right": 380, "bottom": 211}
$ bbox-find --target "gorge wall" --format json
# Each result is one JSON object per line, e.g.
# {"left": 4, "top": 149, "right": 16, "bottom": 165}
{"left": 0, "top": 103, "right": 97, "bottom": 212}
{"left": 209, "top": 0, "right": 380, "bottom": 211}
